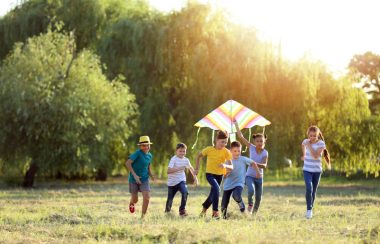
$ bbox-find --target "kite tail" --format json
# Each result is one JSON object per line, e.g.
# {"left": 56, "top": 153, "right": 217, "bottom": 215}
{"left": 212, "top": 129, "right": 215, "bottom": 146}
{"left": 243, "top": 127, "right": 251, "bottom": 153}
{"left": 191, "top": 127, "right": 201, "bottom": 150}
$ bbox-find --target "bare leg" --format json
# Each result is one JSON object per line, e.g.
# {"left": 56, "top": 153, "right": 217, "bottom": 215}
{"left": 130, "top": 193, "right": 138, "bottom": 205}
{"left": 141, "top": 191, "right": 150, "bottom": 218}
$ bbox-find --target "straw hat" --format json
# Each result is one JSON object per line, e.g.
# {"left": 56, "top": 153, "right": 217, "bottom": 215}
{"left": 137, "top": 136, "right": 153, "bottom": 145}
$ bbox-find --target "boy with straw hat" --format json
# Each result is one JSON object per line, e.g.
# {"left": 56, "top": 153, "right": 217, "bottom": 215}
{"left": 126, "top": 136, "right": 155, "bottom": 218}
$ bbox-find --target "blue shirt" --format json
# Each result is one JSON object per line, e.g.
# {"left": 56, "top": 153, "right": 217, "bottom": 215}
{"left": 246, "top": 144, "right": 268, "bottom": 178}
{"left": 128, "top": 149, "right": 152, "bottom": 183}
{"left": 223, "top": 156, "right": 253, "bottom": 190}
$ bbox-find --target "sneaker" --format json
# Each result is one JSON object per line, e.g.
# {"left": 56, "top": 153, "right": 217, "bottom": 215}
{"left": 129, "top": 203, "right": 135, "bottom": 213}
{"left": 199, "top": 208, "right": 207, "bottom": 217}
{"left": 212, "top": 211, "right": 220, "bottom": 220}
{"left": 306, "top": 210, "right": 313, "bottom": 219}
{"left": 179, "top": 210, "right": 188, "bottom": 217}
{"left": 247, "top": 204, "right": 253, "bottom": 214}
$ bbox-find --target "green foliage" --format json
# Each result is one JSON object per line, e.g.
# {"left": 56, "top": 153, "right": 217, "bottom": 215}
{"left": 349, "top": 51, "right": 380, "bottom": 114}
{"left": 0, "top": 30, "right": 138, "bottom": 179}
{"left": 0, "top": 0, "right": 379, "bottom": 179}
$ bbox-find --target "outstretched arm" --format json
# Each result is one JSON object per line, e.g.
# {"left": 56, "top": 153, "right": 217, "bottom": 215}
{"left": 194, "top": 152, "right": 203, "bottom": 176}
{"left": 234, "top": 121, "right": 251, "bottom": 148}
{"left": 188, "top": 165, "right": 199, "bottom": 186}
{"left": 257, "top": 156, "right": 268, "bottom": 169}
{"left": 219, "top": 159, "right": 234, "bottom": 170}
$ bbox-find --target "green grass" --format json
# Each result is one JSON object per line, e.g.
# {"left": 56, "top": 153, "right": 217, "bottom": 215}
{"left": 0, "top": 177, "right": 379, "bottom": 243}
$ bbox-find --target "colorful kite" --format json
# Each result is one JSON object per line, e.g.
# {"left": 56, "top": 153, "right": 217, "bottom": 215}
{"left": 192, "top": 100, "right": 271, "bottom": 149}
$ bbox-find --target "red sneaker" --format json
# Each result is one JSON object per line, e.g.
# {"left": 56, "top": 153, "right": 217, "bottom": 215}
{"left": 129, "top": 203, "right": 135, "bottom": 213}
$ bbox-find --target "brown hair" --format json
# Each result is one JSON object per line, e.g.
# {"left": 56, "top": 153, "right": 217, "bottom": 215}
{"left": 252, "top": 133, "right": 267, "bottom": 140}
{"left": 307, "top": 126, "right": 331, "bottom": 164}
{"left": 230, "top": 141, "right": 241, "bottom": 148}
{"left": 176, "top": 143, "right": 187, "bottom": 150}
{"left": 216, "top": 130, "right": 228, "bottom": 140}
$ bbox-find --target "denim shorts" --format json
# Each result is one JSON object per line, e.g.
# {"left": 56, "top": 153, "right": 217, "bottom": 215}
{"left": 129, "top": 180, "right": 150, "bottom": 193}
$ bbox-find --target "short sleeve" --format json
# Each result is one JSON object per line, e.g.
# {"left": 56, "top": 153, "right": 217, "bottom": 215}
{"left": 302, "top": 139, "right": 308, "bottom": 145}
{"left": 243, "top": 156, "right": 254, "bottom": 165}
{"left": 249, "top": 144, "right": 255, "bottom": 152}
{"left": 225, "top": 149, "right": 232, "bottom": 160}
{"left": 128, "top": 150, "right": 140, "bottom": 161}
{"left": 319, "top": 140, "right": 326, "bottom": 149}
{"left": 168, "top": 157, "right": 175, "bottom": 168}
{"left": 201, "top": 146, "right": 211, "bottom": 156}
{"left": 263, "top": 150, "right": 269, "bottom": 158}
{"left": 186, "top": 158, "right": 191, "bottom": 168}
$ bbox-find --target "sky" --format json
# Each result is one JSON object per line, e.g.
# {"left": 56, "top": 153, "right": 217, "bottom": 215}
{"left": 1, "top": 0, "right": 380, "bottom": 76}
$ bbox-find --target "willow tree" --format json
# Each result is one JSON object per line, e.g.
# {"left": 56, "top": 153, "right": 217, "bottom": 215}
{"left": 0, "top": 30, "right": 138, "bottom": 187}
{"left": 0, "top": 0, "right": 137, "bottom": 60}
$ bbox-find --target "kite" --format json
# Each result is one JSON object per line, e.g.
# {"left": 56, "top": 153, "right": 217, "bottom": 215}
{"left": 192, "top": 100, "right": 271, "bottom": 149}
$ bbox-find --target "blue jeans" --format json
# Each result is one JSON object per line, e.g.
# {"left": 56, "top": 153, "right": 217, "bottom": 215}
{"left": 246, "top": 176, "right": 263, "bottom": 211}
{"left": 221, "top": 186, "right": 245, "bottom": 218}
{"left": 203, "top": 173, "right": 223, "bottom": 211}
{"left": 165, "top": 181, "right": 188, "bottom": 212}
{"left": 303, "top": 171, "right": 322, "bottom": 210}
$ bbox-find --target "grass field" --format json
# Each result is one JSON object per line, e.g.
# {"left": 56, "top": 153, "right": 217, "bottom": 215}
{"left": 0, "top": 176, "right": 379, "bottom": 243}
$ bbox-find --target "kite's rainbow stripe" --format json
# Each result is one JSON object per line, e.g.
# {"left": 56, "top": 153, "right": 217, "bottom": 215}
{"left": 194, "top": 100, "right": 271, "bottom": 133}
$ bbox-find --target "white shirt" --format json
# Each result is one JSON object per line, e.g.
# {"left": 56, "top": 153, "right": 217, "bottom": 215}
{"left": 303, "top": 139, "right": 326, "bottom": 173}
{"left": 167, "top": 156, "right": 191, "bottom": 186}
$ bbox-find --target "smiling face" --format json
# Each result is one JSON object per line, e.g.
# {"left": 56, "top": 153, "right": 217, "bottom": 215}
{"left": 215, "top": 138, "right": 228, "bottom": 149}
{"left": 230, "top": 146, "right": 241, "bottom": 159}
{"left": 308, "top": 131, "right": 318, "bottom": 143}
{"left": 139, "top": 144, "right": 150, "bottom": 153}
{"left": 253, "top": 136, "right": 266, "bottom": 149}
{"left": 176, "top": 147, "right": 187, "bottom": 158}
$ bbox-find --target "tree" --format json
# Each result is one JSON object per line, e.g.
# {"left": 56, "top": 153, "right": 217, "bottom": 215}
{"left": 0, "top": 30, "right": 138, "bottom": 187}
{"left": 349, "top": 51, "right": 380, "bottom": 114}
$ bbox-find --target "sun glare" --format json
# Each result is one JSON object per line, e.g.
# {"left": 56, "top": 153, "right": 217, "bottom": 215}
{"left": 149, "top": 0, "right": 380, "bottom": 76}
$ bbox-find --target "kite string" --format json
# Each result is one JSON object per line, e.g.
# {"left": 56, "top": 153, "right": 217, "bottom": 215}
{"left": 212, "top": 129, "right": 215, "bottom": 146}
{"left": 243, "top": 127, "right": 251, "bottom": 153}
{"left": 191, "top": 127, "right": 201, "bottom": 150}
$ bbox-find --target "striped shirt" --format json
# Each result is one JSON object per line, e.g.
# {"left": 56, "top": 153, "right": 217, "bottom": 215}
{"left": 302, "top": 139, "right": 326, "bottom": 173}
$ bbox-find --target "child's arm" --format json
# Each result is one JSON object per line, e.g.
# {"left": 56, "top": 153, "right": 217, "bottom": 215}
{"left": 194, "top": 152, "right": 203, "bottom": 176}
{"left": 125, "top": 159, "right": 142, "bottom": 184}
{"left": 167, "top": 166, "right": 186, "bottom": 174}
{"left": 188, "top": 165, "right": 199, "bottom": 186}
{"left": 256, "top": 156, "right": 268, "bottom": 169}
{"left": 234, "top": 121, "right": 251, "bottom": 148}
{"left": 301, "top": 143, "right": 306, "bottom": 161}
{"left": 306, "top": 142, "right": 324, "bottom": 159}
{"left": 148, "top": 164, "right": 155, "bottom": 181}
{"left": 219, "top": 160, "right": 233, "bottom": 170}
{"left": 250, "top": 162, "right": 262, "bottom": 178}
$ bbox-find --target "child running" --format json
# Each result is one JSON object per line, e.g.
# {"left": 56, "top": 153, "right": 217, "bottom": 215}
{"left": 125, "top": 136, "right": 155, "bottom": 218}
{"left": 301, "top": 125, "right": 331, "bottom": 219}
{"left": 165, "top": 143, "right": 199, "bottom": 216}
{"left": 221, "top": 141, "right": 261, "bottom": 219}
{"left": 195, "top": 130, "right": 233, "bottom": 219}
{"left": 234, "top": 121, "right": 268, "bottom": 214}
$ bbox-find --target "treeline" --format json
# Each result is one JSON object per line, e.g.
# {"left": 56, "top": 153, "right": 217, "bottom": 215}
{"left": 0, "top": 0, "right": 379, "bottom": 186}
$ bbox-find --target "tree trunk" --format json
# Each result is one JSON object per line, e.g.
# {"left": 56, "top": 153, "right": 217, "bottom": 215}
{"left": 23, "top": 162, "right": 38, "bottom": 188}
{"left": 95, "top": 168, "right": 107, "bottom": 181}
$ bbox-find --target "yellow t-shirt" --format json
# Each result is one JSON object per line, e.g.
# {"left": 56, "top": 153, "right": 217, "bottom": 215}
{"left": 202, "top": 146, "right": 232, "bottom": 175}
